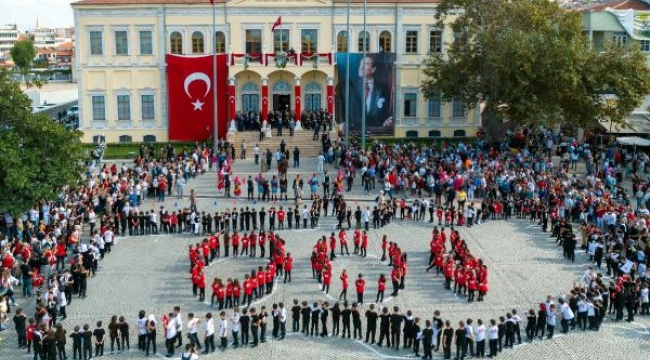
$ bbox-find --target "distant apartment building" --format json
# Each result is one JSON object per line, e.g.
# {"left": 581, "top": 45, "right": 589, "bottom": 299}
{"left": 0, "top": 24, "right": 19, "bottom": 57}
{"left": 34, "top": 27, "right": 56, "bottom": 48}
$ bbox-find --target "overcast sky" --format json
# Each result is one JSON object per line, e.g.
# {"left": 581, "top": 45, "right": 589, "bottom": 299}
{"left": 0, "top": 0, "right": 75, "bottom": 31}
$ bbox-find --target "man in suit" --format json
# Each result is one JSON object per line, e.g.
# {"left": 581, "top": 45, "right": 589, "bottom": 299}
{"left": 357, "top": 55, "right": 393, "bottom": 130}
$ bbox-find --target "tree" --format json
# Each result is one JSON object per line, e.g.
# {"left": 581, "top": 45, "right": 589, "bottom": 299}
{"left": 0, "top": 68, "right": 86, "bottom": 216}
{"left": 11, "top": 40, "right": 36, "bottom": 81}
{"left": 422, "top": 0, "right": 650, "bottom": 140}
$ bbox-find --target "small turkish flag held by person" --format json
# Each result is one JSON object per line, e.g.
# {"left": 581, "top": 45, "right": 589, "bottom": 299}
{"left": 166, "top": 54, "right": 229, "bottom": 141}
{"left": 271, "top": 16, "right": 282, "bottom": 32}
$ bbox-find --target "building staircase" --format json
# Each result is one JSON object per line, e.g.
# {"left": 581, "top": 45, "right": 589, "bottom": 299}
{"left": 231, "top": 128, "right": 336, "bottom": 158}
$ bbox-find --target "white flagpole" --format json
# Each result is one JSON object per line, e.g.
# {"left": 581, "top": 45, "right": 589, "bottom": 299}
{"left": 212, "top": 1, "right": 219, "bottom": 151}
{"left": 344, "top": 0, "right": 350, "bottom": 146}
{"left": 361, "top": 0, "right": 367, "bottom": 148}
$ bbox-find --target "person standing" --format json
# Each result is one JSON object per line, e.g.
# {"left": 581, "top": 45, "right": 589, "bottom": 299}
{"left": 559, "top": 299, "right": 574, "bottom": 334}
{"left": 355, "top": 274, "right": 366, "bottom": 305}
{"left": 422, "top": 320, "right": 434, "bottom": 360}
{"left": 390, "top": 306, "right": 403, "bottom": 350}
{"left": 377, "top": 306, "right": 391, "bottom": 347}
{"left": 293, "top": 147, "right": 300, "bottom": 168}
{"left": 254, "top": 144, "right": 260, "bottom": 165}
{"left": 259, "top": 306, "right": 268, "bottom": 343}
{"left": 546, "top": 305, "right": 556, "bottom": 339}
{"left": 165, "top": 313, "right": 178, "bottom": 357}
{"left": 203, "top": 313, "right": 215, "bottom": 353}
{"left": 352, "top": 303, "right": 363, "bottom": 340}
{"left": 249, "top": 308, "right": 260, "bottom": 347}
{"left": 279, "top": 302, "right": 287, "bottom": 340}
{"left": 231, "top": 307, "right": 240, "bottom": 348}
{"left": 454, "top": 321, "right": 466, "bottom": 360}
{"left": 93, "top": 321, "right": 106, "bottom": 358}
{"left": 186, "top": 313, "right": 200, "bottom": 352}
{"left": 320, "top": 302, "right": 329, "bottom": 337}
{"left": 341, "top": 302, "right": 352, "bottom": 339}
{"left": 475, "top": 319, "right": 486, "bottom": 358}
{"left": 442, "top": 320, "right": 453, "bottom": 360}
{"left": 218, "top": 311, "right": 228, "bottom": 350}
{"left": 339, "top": 269, "right": 349, "bottom": 302}
{"left": 488, "top": 319, "right": 498, "bottom": 358}
{"left": 365, "top": 304, "right": 378, "bottom": 344}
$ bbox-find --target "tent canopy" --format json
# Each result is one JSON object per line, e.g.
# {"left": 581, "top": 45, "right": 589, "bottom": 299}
{"left": 616, "top": 136, "right": 650, "bottom": 147}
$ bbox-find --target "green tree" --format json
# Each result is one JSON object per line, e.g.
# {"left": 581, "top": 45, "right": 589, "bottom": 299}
{"left": 10, "top": 40, "right": 36, "bottom": 81}
{"left": 422, "top": 0, "right": 650, "bottom": 140}
{"left": 0, "top": 67, "right": 86, "bottom": 216}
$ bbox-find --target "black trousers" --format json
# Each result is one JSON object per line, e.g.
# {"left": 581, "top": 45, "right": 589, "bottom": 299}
{"left": 489, "top": 339, "right": 497, "bottom": 357}
{"left": 476, "top": 339, "right": 485, "bottom": 357}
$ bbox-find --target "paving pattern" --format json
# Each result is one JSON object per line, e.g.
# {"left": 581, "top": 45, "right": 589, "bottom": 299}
{"left": 1, "top": 158, "right": 648, "bottom": 360}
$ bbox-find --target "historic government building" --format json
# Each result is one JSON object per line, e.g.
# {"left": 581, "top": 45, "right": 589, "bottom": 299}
{"left": 72, "top": 0, "right": 480, "bottom": 143}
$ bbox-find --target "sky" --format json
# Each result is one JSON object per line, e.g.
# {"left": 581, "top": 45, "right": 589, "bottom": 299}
{"left": 0, "top": 0, "right": 76, "bottom": 31}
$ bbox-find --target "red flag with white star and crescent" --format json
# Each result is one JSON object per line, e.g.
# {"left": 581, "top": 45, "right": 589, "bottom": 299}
{"left": 166, "top": 54, "right": 228, "bottom": 141}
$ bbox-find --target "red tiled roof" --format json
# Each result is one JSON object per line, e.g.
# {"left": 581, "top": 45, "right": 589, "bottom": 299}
{"left": 73, "top": 0, "right": 437, "bottom": 5}
{"left": 581, "top": 0, "right": 650, "bottom": 11}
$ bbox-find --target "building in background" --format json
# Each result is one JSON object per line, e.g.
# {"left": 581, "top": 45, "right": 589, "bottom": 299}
{"left": 0, "top": 24, "right": 19, "bottom": 58}
{"left": 34, "top": 27, "right": 56, "bottom": 48}
{"left": 72, "top": 0, "right": 481, "bottom": 144}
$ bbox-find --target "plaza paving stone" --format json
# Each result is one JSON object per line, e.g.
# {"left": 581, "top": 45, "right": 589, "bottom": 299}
{"left": 0, "top": 158, "right": 648, "bottom": 360}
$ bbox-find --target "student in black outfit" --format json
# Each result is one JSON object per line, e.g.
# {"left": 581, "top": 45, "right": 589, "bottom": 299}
{"left": 291, "top": 299, "right": 301, "bottom": 333}
{"left": 454, "top": 321, "right": 466, "bottom": 360}
{"left": 497, "top": 316, "right": 506, "bottom": 352}
{"left": 412, "top": 317, "right": 422, "bottom": 357}
{"left": 240, "top": 308, "right": 250, "bottom": 346}
{"left": 422, "top": 320, "right": 434, "bottom": 360}
{"left": 365, "top": 304, "right": 378, "bottom": 344}
{"left": 403, "top": 310, "right": 415, "bottom": 349}
{"left": 352, "top": 303, "right": 362, "bottom": 340}
{"left": 378, "top": 306, "right": 391, "bottom": 347}
{"left": 390, "top": 306, "right": 403, "bottom": 350}
{"left": 320, "top": 302, "right": 329, "bottom": 337}
{"left": 310, "top": 302, "right": 320, "bottom": 336}
{"left": 82, "top": 324, "right": 93, "bottom": 360}
{"left": 300, "top": 301, "right": 311, "bottom": 335}
{"left": 119, "top": 316, "right": 130, "bottom": 351}
{"left": 93, "top": 321, "right": 106, "bottom": 357}
{"left": 250, "top": 308, "right": 259, "bottom": 347}
{"left": 331, "top": 302, "right": 341, "bottom": 336}
{"left": 70, "top": 325, "right": 82, "bottom": 360}
{"left": 442, "top": 320, "right": 453, "bottom": 360}
{"left": 341, "top": 302, "right": 352, "bottom": 338}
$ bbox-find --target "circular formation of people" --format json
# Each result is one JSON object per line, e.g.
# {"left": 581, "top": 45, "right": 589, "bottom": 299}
{"left": 1, "top": 127, "right": 649, "bottom": 360}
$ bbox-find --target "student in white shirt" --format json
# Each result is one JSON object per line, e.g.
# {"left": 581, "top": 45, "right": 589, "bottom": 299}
{"left": 136, "top": 311, "right": 148, "bottom": 352}
{"left": 186, "top": 313, "right": 200, "bottom": 352}
{"left": 218, "top": 311, "right": 228, "bottom": 350}
{"left": 279, "top": 302, "right": 287, "bottom": 339}
{"left": 475, "top": 319, "right": 486, "bottom": 358}
{"left": 559, "top": 299, "right": 574, "bottom": 333}
{"left": 165, "top": 313, "right": 178, "bottom": 357}
{"left": 203, "top": 313, "right": 215, "bottom": 353}
{"left": 488, "top": 319, "right": 498, "bottom": 358}
{"left": 180, "top": 344, "right": 199, "bottom": 360}
{"left": 231, "top": 307, "right": 241, "bottom": 348}
{"left": 576, "top": 296, "right": 589, "bottom": 331}
{"left": 546, "top": 305, "right": 557, "bottom": 339}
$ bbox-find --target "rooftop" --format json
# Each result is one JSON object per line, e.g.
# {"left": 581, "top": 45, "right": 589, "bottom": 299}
{"left": 73, "top": 0, "right": 438, "bottom": 5}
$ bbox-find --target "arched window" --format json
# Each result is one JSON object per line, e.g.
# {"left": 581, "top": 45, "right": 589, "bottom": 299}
{"left": 192, "top": 31, "right": 204, "bottom": 54}
{"left": 429, "top": 130, "right": 441, "bottom": 138}
{"left": 379, "top": 31, "right": 392, "bottom": 53}
{"left": 241, "top": 82, "right": 260, "bottom": 112}
{"left": 358, "top": 31, "right": 370, "bottom": 52}
{"left": 170, "top": 31, "right": 182, "bottom": 54}
{"left": 215, "top": 31, "right": 226, "bottom": 54}
{"left": 453, "top": 130, "right": 466, "bottom": 138}
{"left": 337, "top": 31, "right": 348, "bottom": 53}
{"left": 405, "top": 130, "right": 418, "bottom": 138}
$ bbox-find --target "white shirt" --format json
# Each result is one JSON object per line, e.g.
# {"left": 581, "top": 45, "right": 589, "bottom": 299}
{"left": 166, "top": 320, "right": 177, "bottom": 340}
{"left": 218, "top": 318, "right": 228, "bottom": 337}
{"left": 231, "top": 313, "right": 241, "bottom": 332}
{"left": 488, "top": 325, "right": 498, "bottom": 340}
{"left": 279, "top": 307, "right": 287, "bottom": 323}
{"left": 137, "top": 318, "right": 148, "bottom": 335}
{"left": 204, "top": 318, "right": 214, "bottom": 336}
{"left": 475, "top": 325, "right": 486, "bottom": 342}
{"left": 103, "top": 230, "right": 114, "bottom": 244}
{"left": 560, "top": 303, "right": 574, "bottom": 320}
{"left": 187, "top": 318, "right": 198, "bottom": 334}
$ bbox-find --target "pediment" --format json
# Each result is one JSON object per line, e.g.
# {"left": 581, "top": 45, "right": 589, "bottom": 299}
{"left": 227, "top": 0, "right": 331, "bottom": 6}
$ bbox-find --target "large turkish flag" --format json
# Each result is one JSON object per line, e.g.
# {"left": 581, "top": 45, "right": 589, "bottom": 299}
{"left": 166, "top": 54, "right": 228, "bottom": 141}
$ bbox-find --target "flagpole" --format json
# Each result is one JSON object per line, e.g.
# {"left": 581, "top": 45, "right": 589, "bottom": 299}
{"left": 212, "top": 0, "right": 218, "bottom": 152}
{"left": 344, "top": 0, "right": 350, "bottom": 146}
{"left": 361, "top": 0, "right": 367, "bottom": 148}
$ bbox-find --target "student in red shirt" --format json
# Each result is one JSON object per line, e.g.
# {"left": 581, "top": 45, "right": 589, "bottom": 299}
{"left": 329, "top": 234, "right": 337, "bottom": 260}
{"left": 376, "top": 274, "right": 387, "bottom": 303}
{"left": 190, "top": 264, "right": 200, "bottom": 297}
{"left": 196, "top": 269, "right": 206, "bottom": 302}
{"left": 249, "top": 232, "right": 257, "bottom": 257}
{"left": 353, "top": 229, "right": 361, "bottom": 254}
{"left": 243, "top": 275, "right": 253, "bottom": 307}
{"left": 355, "top": 274, "right": 366, "bottom": 305}
{"left": 339, "top": 230, "right": 350, "bottom": 255}
{"left": 211, "top": 278, "right": 222, "bottom": 308}
{"left": 467, "top": 272, "right": 478, "bottom": 303}
{"left": 55, "top": 240, "right": 67, "bottom": 271}
{"left": 339, "top": 269, "right": 349, "bottom": 302}
{"left": 225, "top": 278, "right": 234, "bottom": 308}
{"left": 232, "top": 232, "right": 240, "bottom": 257}
{"left": 241, "top": 233, "right": 249, "bottom": 257}
{"left": 233, "top": 279, "right": 242, "bottom": 307}
{"left": 256, "top": 267, "right": 265, "bottom": 298}
{"left": 277, "top": 207, "right": 286, "bottom": 230}
{"left": 360, "top": 231, "right": 369, "bottom": 257}
{"left": 381, "top": 235, "right": 388, "bottom": 261}
{"left": 265, "top": 265, "right": 274, "bottom": 294}
{"left": 283, "top": 253, "right": 293, "bottom": 283}
{"left": 391, "top": 266, "right": 402, "bottom": 297}
{"left": 322, "top": 266, "right": 332, "bottom": 294}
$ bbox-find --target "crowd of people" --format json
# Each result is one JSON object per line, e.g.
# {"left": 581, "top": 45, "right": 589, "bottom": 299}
{"left": 2, "top": 126, "right": 650, "bottom": 359}
{"left": 232, "top": 108, "right": 333, "bottom": 135}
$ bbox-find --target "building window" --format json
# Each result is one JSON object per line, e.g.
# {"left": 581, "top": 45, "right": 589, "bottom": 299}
{"left": 91, "top": 95, "right": 105, "bottom": 121}
{"left": 379, "top": 31, "right": 391, "bottom": 53}
{"left": 242, "top": 94, "right": 260, "bottom": 111}
{"left": 641, "top": 40, "right": 650, "bottom": 52}
{"left": 92, "top": 135, "right": 105, "bottom": 144}
{"left": 301, "top": 29, "right": 318, "bottom": 54}
{"left": 429, "top": 30, "right": 442, "bottom": 54}
{"left": 305, "top": 82, "right": 322, "bottom": 111}
{"left": 245, "top": 29, "right": 262, "bottom": 54}
{"left": 337, "top": 31, "right": 348, "bottom": 53}
{"left": 215, "top": 31, "right": 226, "bottom": 53}
{"left": 452, "top": 97, "right": 465, "bottom": 118}
{"left": 405, "top": 130, "right": 418, "bottom": 138}
{"left": 90, "top": 31, "right": 103, "bottom": 55}
{"left": 143, "top": 135, "right": 156, "bottom": 143}
{"left": 139, "top": 30, "right": 153, "bottom": 55}
{"left": 114, "top": 30, "right": 128, "bottom": 55}
{"left": 429, "top": 130, "right": 441, "bottom": 138}
{"left": 427, "top": 93, "right": 441, "bottom": 118}
{"left": 117, "top": 95, "right": 131, "bottom": 121}
{"left": 403, "top": 93, "right": 417, "bottom": 117}
{"left": 273, "top": 29, "right": 290, "bottom": 53}
{"left": 613, "top": 32, "right": 627, "bottom": 47}
{"left": 170, "top": 31, "right": 182, "bottom": 54}
{"left": 453, "top": 130, "right": 466, "bottom": 137}
{"left": 358, "top": 31, "right": 370, "bottom": 52}
{"left": 405, "top": 30, "right": 418, "bottom": 54}
{"left": 141, "top": 95, "right": 155, "bottom": 120}
{"left": 192, "top": 31, "right": 204, "bottom": 54}
{"left": 119, "top": 135, "right": 132, "bottom": 143}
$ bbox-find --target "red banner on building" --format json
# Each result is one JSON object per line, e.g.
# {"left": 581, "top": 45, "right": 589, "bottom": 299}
{"left": 166, "top": 54, "right": 228, "bottom": 141}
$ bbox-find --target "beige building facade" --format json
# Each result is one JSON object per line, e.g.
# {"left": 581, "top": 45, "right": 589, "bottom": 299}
{"left": 72, "top": 0, "right": 480, "bottom": 144}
